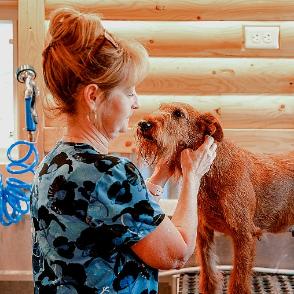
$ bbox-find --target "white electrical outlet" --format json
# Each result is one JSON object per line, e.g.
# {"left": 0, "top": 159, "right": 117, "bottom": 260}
{"left": 244, "top": 26, "right": 280, "bottom": 49}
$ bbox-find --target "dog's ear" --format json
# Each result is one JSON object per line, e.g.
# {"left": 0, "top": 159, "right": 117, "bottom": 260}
{"left": 200, "top": 112, "right": 223, "bottom": 142}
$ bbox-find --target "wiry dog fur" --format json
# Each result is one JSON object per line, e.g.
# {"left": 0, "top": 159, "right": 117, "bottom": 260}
{"left": 136, "top": 102, "right": 294, "bottom": 294}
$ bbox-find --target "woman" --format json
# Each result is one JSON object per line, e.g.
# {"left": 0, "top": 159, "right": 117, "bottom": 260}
{"left": 30, "top": 8, "right": 217, "bottom": 294}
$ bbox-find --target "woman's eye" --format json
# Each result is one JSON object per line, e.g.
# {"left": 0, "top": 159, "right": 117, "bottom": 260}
{"left": 173, "top": 109, "right": 185, "bottom": 118}
{"left": 128, "top": 93, "right": 135, "bottom": 97}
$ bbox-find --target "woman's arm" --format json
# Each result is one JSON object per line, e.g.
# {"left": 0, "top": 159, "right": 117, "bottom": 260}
{"left": 131, "top": 136, "right": 217, "bottom": 270}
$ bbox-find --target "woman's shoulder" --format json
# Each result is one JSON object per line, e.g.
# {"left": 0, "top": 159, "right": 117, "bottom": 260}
{"left": 45, "top": 141, "right": 131, "bottom": 165}
{"left": 66, "top": 143, "right": 133, "bottom": 171}
{"left": 36, "top": 141, "right": 140, "bottom": 182}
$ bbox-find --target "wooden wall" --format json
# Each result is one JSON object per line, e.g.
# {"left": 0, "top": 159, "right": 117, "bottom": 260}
{"left": 42, "top": 0, "right": 294, "bottom": 155}
{"left": 1, "top": 0, "right": 293, "bottom": 282}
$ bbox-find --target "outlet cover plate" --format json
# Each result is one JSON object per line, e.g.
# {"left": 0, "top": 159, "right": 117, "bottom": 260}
{"left": 244, "top": 26, "right": 280, "bottom": 49}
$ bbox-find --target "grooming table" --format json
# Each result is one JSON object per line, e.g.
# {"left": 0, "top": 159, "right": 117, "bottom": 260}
{"left": 161, "top": 266, "right": 294, "bottom": 294}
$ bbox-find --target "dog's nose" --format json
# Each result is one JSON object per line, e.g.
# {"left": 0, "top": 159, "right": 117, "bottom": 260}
{"left": 138, "top": 120, "right": 153, "bottom": 132}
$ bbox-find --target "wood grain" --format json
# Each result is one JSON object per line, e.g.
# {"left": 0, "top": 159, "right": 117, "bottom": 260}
{"left": 38, "top": 55, "right": 294, "bottom": 95}
{"left": 44, "top": 20, "right": 294, "bottom": 58}
{"left": 45, "top": 95, "right": 294, "bottom": 129}
{"left": 102, "top": 20, "right": 294, "bottom": 57}
{"left": 44, "top": 127, "right": 294, "bottom": 154}
{"left": 136, "top": 58, "right": 294, "bottom": 95}
{"left": 18, "top": 0, "right": 45, "bottom": 156}
{"left": 45, "top": 0, "right": 294, "bottom": 21}
{"left": 0, "top": 1, "right": 17, "bottom": 7}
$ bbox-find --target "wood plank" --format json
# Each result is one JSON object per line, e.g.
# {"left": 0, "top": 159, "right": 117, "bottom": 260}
{"left": 0, "top": 215, "right": 32, "bottom": 280}
{"left": 44, "top": 127, "right": 294, "bottom": 155}
{"left": 45, "top": 0, "right": 294, "bottom": 21}
{"left": 127, "top": 95, "right": 294, "bottom": 129}
{"left": 226, "top": 129, "right": 294, "bottom": 154}
{"left": 137, "top": 58, "right": 294, "bottom": 95}
{"left": 101, "top": 21, "right": 294, "bottom": 57}
{"left": 45, "top": 95, "right": 294, "bottom": 129}
{"left": 18, "top": 0, "right": 45, "bottom": 158}
{"left": 0, "top": 1, "right": 17, "bottom": 7}
{"left": 0, "top": 270, "right": 32, "bottom": 281}
{"left": 44, "top": 20, "right": 294, "bottom": 58}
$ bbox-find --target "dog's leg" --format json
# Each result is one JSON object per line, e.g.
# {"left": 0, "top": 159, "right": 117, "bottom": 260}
{"left": 197, "top": 224, "right": 222, "bottom": 294}
{"left": 228, "top": 231, "right": 256, "bottom": 294}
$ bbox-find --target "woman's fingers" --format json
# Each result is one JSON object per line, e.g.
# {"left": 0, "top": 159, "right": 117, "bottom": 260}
{"left": 180, "top": 135, "right": 218, "bottom": 178}
{"left": 191, "top": 137, "right": 216, "bottom": 160}
{"left": 210, "top": 142, "right": 217, "bottom": 153}
{"left": 204, "top": 135, "right": 215, "bottom": 149}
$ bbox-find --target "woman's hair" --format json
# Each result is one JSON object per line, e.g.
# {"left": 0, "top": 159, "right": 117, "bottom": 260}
{"left": 43, "top": 7, "right": 149, "bottom": 116}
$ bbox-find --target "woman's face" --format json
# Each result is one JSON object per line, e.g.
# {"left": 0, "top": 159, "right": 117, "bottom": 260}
{"left": 97, "top": 85, "right": 139, "bottom": 139}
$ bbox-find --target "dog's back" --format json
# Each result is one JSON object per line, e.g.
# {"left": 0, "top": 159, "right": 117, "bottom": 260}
{"left": 202, "top": 139, "right": 294, "bottom": 234}
{"left": 250, "top": 151, "right": 294, "bottom": 232}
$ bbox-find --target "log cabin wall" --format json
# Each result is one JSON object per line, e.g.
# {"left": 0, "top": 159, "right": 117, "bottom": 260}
{"left": 43, "top": 0, "right": 294, "bottom": 157}
{"left": 0, "top": 0, "right": 293, "bottom": 284}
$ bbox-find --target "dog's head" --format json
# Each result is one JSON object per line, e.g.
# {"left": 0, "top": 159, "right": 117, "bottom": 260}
{"left": 136, "top": 102, "right": 223, "bottom": 171}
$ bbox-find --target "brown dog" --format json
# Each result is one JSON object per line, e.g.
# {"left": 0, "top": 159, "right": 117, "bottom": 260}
{"left": 136, "top": 102, "right": 294, "bottom": 294}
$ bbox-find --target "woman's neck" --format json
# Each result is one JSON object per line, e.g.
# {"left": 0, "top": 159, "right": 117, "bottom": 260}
{"left": 64, "top": 118, "right": 109, "bottom": 154}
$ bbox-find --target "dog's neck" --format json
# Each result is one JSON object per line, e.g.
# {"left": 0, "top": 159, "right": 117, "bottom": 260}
{"left": 215, "top": 137, "right": 250, "bottom": 158}
{"left": 200, "top": 138, "right": 255, "bottom": 187}
{"left": 173, "top": 138, "right": 253, "bottom": 180}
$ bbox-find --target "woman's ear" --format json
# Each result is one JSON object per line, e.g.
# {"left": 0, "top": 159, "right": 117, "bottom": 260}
{"left": 200, "top": 112, "right": 224, "bottom": 142}
{"left": 83, "top": 84, "right": 100, "bottom": 111}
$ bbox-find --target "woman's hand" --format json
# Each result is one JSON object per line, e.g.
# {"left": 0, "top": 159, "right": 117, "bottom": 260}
{"left": 180, "top": 136, "right": 217, "bottom": 180}
{"left": 132, "top": 136, "right": 217, "bottom": 270}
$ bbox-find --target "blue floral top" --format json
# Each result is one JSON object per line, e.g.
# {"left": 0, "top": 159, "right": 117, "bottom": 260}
{"left": 30, "top": 141, "right": 165, "bottom": 294}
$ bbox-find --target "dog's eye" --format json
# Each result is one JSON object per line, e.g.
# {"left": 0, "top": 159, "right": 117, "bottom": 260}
{"left": 173, "top": 109, "right": 185, "bottom": 118}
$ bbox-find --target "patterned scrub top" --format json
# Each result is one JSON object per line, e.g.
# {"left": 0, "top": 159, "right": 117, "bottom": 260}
{"left": 30, "top": 141, "right": 165, "bottom": 294}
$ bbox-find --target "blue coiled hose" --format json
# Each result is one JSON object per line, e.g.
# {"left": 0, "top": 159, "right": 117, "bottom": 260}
{"left": 0, "top": 65, "right": 39, "bottom": 226}
{"left": 0, "top": 140, "right": 39, "bottom": 226}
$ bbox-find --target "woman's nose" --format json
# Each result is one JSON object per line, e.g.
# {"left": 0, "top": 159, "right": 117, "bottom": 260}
{"left": 132, "top": 95, "right": 139, "bottom": 109}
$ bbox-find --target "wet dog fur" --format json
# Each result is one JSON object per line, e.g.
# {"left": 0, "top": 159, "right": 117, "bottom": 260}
{"left": 136, "top": 102, "right": 294, "bottom": 294}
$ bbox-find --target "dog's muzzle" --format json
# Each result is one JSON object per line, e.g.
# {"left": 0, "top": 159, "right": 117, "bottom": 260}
{"left": 137, "top": 120, "right": 155, "bottom": 142}
{"left": 138, "top": 120, "right": 153, "bottom": 132}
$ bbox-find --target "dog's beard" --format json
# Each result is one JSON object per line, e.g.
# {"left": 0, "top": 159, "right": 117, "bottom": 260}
{"left": 136, "top": 135, "right": 163, "bottom": 166}
{"left": 136, "top": 131, "right": 186, "bottom": 178}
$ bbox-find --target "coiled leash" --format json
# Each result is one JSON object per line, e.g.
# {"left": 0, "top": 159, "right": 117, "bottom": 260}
{"left": 0, "top": 65, "right": 39, "bottom": 226}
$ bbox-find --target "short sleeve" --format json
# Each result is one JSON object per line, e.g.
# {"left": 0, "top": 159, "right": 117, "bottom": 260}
{"left": 87, "top": 157, "right": 165, "bottom": 247}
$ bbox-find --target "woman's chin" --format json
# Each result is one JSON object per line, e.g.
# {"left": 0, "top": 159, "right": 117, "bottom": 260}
{"left": 109, "top": 124, "right": 128, "bottom": 139}
{"left": 119, "top": 129, "right": 127, "bottom": 134}
{"left": 111, "top": 128, "right": 126, "bottom": 139}
{"left": 119, "top": 124, "right": 128, "bottom": 133}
